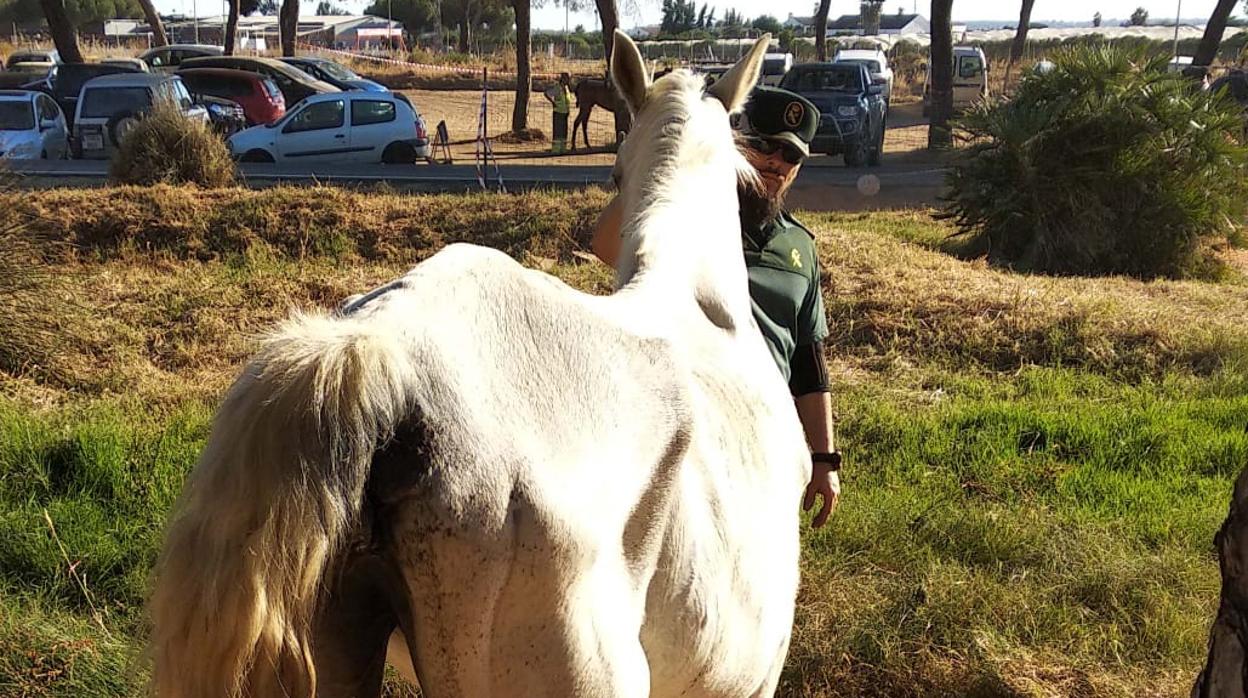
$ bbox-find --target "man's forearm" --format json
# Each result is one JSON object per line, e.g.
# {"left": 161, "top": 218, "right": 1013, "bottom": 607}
{"left": 795, "top": 390, "right": 835, "bottom": 453}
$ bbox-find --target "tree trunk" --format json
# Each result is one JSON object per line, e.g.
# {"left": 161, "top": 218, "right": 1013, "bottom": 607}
{"left": 1003, "top": 0, "right": 1035, "bottom": 89}
{"left": 814, "top": 0, "right": 831, "bottom": 61}
{"left": 511, "top": 0, "right": 530, "bottom": 133}
{"left": 224, "top": 0, "right": 241, "bottom": 55}
{"left": 596, "top": 0, "right": 619, "bottom": 66}
{"left": 928, "top": 0, "right": 954, "bottom": 149}
{"left": 1194, "top": 0, "right": 1238, "bottom": 69}
{"left": 280, "top": 0, "right": 298, "bottom": 56}
{"left": 37, "top": 0, "right": 84, "bottom": 63}
{"left": 458, "top": 17, "right": 470, "bottom": 53}
{"left": 1193, "top": 465, "right": 1248, "bottom": 697}
{"left": 137, "top": 0, "right": 168, "bottom": 47}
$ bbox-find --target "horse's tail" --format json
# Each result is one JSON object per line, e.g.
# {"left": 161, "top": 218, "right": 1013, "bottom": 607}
{"left": 150, "top": 311, "right": 415, "bottom": 698}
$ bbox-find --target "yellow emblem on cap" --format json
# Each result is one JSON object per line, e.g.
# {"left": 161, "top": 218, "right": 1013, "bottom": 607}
{"left": 790, "top": 248, "right": 803, "bottom": 268}
{"left": 784, "top": 101, "right": 804, "bottom": 128}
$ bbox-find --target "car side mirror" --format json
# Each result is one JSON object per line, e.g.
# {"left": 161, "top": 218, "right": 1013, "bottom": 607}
{"left": 868, "top": 84, "right": 883, "bottom": 95}
{"left": 871, "top": 76, "right": 887, "bottom": 85}
{"left": 39, "top": 118, "right": 56, "bottom": 131}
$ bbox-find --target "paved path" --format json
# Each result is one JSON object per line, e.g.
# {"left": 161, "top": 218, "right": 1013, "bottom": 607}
{"left": 7, "top": 158, "right": 947, "bottom": 211}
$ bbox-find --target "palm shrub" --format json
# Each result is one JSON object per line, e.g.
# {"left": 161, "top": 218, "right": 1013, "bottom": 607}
{"left": 944, "top": 45, "right": 1247, "bottom": 279}
{"left": 109, "top": 100, "right": 236, "bottom": 188}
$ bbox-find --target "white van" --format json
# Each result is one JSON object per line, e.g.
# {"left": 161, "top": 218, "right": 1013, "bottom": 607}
{"left": 923, "top": 46, "right": 988, "bottom": 115}
{"left": 760, "top": 53, "right": 793, "bottom": 86}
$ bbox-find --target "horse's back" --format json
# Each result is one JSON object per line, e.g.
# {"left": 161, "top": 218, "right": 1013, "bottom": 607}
{"left": 348, "top": 243, "right": 694, "bottom": 696}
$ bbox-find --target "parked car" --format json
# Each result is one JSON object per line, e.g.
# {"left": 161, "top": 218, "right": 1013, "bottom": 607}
{"left": 279, "top": 56, "right": 387, "bottom": 92}
{"left": 101, "top": 57, "right": 150, "bottom": 72}
{"left": 5, "top": 49, "right": 60, "bottom": 70}
{"left": 177, "top": 67, "right": 286, "bottom": 125}
{"left": 759, "top": 53, "right": 793, "bottom": 87}
{"left": 0, "top": 66, "right": 53, "bottom": 90}
{"left": 199, "top": 94, "right": 247, "bottom": 136}
{"left": 923, "top": 46, "right": 988, "bottom": 115}
{"left": 779, "top": 62, "right": 886, "bottom": 166}
{"left": 139, "top": 44, "right": 224, "bottom": 72}
{"left": 0, "top": 89, "right": 68, "bottom": 159}
{"left": 72, "top": 73, "right": 208, "bottom": 159}
{"left": 1, "top": 63, "right": 56, "bottom": 91}
{"left": 228, "top": 91, "right": 430, "bottom": 164}
{"left": 1209, "top": 70, "right": 1248, "bottom": 134}
{"left": 51, "top": 62, "right": 144, "bottom": 129}
{"left": 1210, "top": 70, "right": 1248, "bottom": 99}
{"left": 834, "top": 48, "right": 893, "bottom": 102}
{"left": 179, "top": 56, "right": 338, "bottom": 108}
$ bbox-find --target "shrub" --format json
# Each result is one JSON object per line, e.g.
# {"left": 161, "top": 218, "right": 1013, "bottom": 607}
{"left": 944, "top": 45, "right": 1248, "bottom": 279}
{"left": 108, "top": 101, "right": 236, "bottom": 188}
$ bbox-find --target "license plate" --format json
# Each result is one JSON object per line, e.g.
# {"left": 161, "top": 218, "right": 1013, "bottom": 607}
{"left": 83, "top": 134, "right": 103, "bottom": 151}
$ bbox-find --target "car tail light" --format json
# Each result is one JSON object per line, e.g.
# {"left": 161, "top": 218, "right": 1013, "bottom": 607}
{"left": 415, "top": 116, "right": 427, "bottom": 141}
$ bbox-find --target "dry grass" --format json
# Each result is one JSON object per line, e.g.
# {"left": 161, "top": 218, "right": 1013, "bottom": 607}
{"left": 810, "top": 210, "right": 1248, "bottom": 384}
{"left": 0, "top": 185, "right": 612, "bottom": 406}
{"left": 4, "top": 188, "right": 1246, "bottom": 406}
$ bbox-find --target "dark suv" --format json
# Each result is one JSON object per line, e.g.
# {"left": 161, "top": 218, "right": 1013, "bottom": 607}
{"left": 779, "top": 62, "right": 886, "bottom": 166}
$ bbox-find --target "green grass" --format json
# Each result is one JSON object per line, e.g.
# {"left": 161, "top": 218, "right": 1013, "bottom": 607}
{"left": 1, "top": 369, "right": 1237, "bottom": 696}
{"left": 2, "top": 189, "right": 1245, "bottom": 696}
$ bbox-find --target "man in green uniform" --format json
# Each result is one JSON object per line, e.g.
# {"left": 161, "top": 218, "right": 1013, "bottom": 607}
{"left": 592, "top": 85, "right": 841, "bottom": 529}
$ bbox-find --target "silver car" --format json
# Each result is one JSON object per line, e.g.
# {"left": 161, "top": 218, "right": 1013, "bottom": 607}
{"left": 0, "top": 89, "right": 68, "bottom": 159}
{"left": 139, "top": 44, "right": 224, "bottom": 73}
{"left": 72, "top": 73, "right": 208, "bottom": 159}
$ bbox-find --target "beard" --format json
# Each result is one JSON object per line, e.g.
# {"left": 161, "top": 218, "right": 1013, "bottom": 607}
{"left": 738, "top": 173, "right": 785, "bottom": 231}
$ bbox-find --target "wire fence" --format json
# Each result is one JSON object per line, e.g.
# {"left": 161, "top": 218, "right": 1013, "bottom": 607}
{"left": 313, "top": 46, "right": 621, "bottom": 162}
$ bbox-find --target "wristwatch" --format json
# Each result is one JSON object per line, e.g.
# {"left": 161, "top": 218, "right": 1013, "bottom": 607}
{"left": 811, "top": 451, "right": 842, "bottom": 471}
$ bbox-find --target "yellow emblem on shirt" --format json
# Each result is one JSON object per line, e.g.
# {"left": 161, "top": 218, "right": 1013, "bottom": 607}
{"left": 790, "top": 248, "right": 803, "bottom": 268}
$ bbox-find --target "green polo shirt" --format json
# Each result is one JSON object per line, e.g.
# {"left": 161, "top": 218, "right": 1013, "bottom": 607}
{"left": 742, "top": 211, "right": 829, "bottom": 383}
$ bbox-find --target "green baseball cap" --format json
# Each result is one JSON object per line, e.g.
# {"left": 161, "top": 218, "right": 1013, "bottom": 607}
{"left": 740, "top": 86, "right": 818, "bottom": 157}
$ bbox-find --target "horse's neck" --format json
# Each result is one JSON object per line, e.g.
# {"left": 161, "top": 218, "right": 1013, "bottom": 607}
{"left": 616, "top": 163, "right": 751, "bottom": 332}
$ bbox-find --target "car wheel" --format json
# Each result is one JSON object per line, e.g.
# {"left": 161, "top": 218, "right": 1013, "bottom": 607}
{"left": 867, "top": 122, "right": 884, "bottom": 167}
{"left": 843, "top": 138, "right": 867, "bottom": 167}
{"left": 240, "top": 149, "right": 275, "bottom": 163}
{"left": 111, "top": 114, "right": 140, "bottom": 146}
{"left": 382, "top": 141, "right": 416, "bottom": 165}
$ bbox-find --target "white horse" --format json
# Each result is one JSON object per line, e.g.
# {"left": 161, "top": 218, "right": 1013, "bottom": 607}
{"left": 150, "top": 31, "right": 809, "bottom": 698}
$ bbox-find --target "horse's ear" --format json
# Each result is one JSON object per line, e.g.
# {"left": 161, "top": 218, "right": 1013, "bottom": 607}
{"left": 610, "top": 29, "right": 649, "bottom": 115}
{"left": 707, "top": 33, "right": 770, "bottom": 114}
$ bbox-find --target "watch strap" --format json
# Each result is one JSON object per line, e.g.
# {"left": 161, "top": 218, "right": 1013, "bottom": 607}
{"left": 811, "top": 451, "right": 842, "bottom": 471}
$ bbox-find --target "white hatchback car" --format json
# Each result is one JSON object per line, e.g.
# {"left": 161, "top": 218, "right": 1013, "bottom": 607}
{"left": 228, "top": 91, "right": 431, "bottom": 164}
{"left": 0, "top": 89, "right": 68, "bottom": 159}
{"left": 834, "top": 49, "right": 894, "bottom": 102}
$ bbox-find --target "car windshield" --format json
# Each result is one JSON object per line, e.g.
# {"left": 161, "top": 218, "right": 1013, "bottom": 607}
{"left": 842, "top": 59, "right": 881, "bottom": 73}
{"left": 6, "top": 53, "right": 46, "bottom": 69}
{"left": 56, "top": 67, "right": 119, "bottom": 98}
{"left": 313, "top": 60, "right": 358, "bottom": 81}
{"left": 781, "top": 67, "right": 862, "bottom": 93}
{"left": 80, "top": 87, "right": 152, "bottom": 118}
{"left": 0, "top": 100, "right": 34, "bottom": 130}
{"left": 761, "top": 57, "right": 788, "bottom": 76}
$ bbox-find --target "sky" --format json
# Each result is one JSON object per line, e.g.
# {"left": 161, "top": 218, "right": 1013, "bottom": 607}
{"left": 153, "top": 0, "right": 1228, "bottom": 35}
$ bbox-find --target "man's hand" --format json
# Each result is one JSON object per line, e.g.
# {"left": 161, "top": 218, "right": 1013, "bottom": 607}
{"left": 802, "top": 463, "right": 840, "bottom": 528}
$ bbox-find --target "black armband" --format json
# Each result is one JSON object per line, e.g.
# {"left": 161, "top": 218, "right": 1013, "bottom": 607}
{"left": 789, "top": 341, "right": 829, "bottom": 397}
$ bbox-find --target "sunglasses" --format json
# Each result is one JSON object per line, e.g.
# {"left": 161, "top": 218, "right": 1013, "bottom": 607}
{"left": 745, "top": 136, "right": 806, "bottom": 165}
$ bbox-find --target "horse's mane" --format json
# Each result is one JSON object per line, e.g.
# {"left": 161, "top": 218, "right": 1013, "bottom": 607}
{"left": 615, "top": 68, "right": 757, "bottom": 299}
{"left": 625, "top": 69, "right": 755, "bottom": 236}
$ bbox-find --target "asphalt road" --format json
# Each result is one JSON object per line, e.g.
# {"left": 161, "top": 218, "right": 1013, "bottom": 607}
{"left": 6, "top": 158, "right": 947, "bottom": 212}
